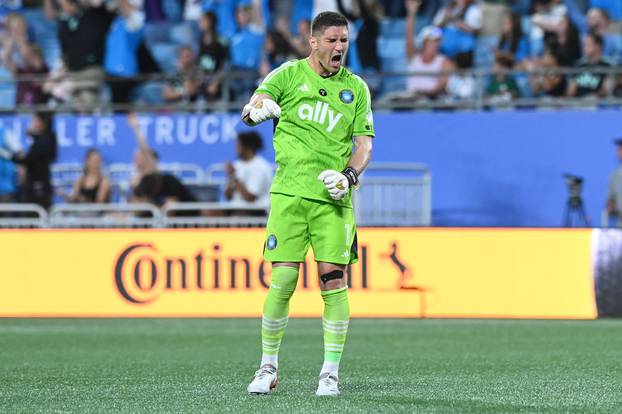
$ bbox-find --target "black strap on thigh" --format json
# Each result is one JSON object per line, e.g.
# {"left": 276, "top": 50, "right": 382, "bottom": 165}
{"left": 320, "top": 270, "right": 344, "bottom": 284}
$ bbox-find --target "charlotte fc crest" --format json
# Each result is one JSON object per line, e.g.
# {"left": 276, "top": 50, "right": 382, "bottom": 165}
{"left": 339, "top": 89, "right": 354, "bottom": 104}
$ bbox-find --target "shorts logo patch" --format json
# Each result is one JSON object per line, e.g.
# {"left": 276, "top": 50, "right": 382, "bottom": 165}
{"left": 339, "top": 89, "right": 354, "bottom": 104}
{"left": 267, "top": 234, "right": 278, "bottom": 250}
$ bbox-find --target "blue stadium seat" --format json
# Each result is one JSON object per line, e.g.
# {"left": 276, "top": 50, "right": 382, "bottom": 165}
{"left": 170, "top": 22, "right": 198, "bottom": 51}
{"left": 0, "top": 67, "right": 16, "bottom": 109}
{"left": 378, "top": 37, "right": 406, "bottom": 60}
{"left": 145, "top": 22, "right": 173, "bottom": 45}
{"left": 132, "top": 82, "right": 165, "bottom": 104}
{"left": 150, "top": 42, "right": 179, "bottom": 73}
{"left": 162, "top": 0, "right": 183, "bottom": 22}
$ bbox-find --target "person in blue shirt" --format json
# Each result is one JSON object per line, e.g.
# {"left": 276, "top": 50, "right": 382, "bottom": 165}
{"left": 0, "top": 125, "right": 17, "bottom": 203}
{"left": 229, "top": 0, "right": 265, "bottom": 100}
{"left": 104, "top": 0, "right": 145, "bottom": 108}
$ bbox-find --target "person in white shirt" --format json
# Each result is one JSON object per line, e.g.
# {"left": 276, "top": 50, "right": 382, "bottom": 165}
{"left": 225, "top": 131, "right": 273, "bottom": 213}
{"left": 400, "top": 0, "right": 451, "bottom": 100}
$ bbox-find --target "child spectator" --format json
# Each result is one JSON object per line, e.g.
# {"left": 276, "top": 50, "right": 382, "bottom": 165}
{"left": 446, "top": 52, "right": 476, "bottom": 101}
{"left": 486, "top": 52, "right": 520, "bottom": 102}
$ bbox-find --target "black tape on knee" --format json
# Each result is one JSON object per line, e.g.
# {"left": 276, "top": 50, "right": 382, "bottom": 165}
{"left": 320, "top": 270, "right": 344, "bottom": 284}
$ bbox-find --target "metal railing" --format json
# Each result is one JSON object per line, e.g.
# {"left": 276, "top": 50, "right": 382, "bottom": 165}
{"left": 354, "top": 162, "right": 432, "bottom": 226}
{"left": 49, "top": 203, "right": 162, "bottom": 228}
{"left": 2, "top": 67, "right": 622, "bottom": 112}
{"left": 162, "top": 202, "right": 268, "bottom": 228}
{"left": 0, "top": 203, "right": 48, "bottom": 228}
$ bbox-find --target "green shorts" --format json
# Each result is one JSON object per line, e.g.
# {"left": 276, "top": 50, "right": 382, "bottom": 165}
{"left": 263, "top": 193, "right": 358, "bottom": 265}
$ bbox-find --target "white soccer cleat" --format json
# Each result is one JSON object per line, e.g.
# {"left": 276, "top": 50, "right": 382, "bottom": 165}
{"left": 247, "top": 365, "right": 278, "bottom": 394}
{"left": 315, "top": 372, "right": 340, "bottom": 396}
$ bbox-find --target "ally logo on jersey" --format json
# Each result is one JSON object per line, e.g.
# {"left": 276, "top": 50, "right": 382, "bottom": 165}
{"left": 297, "top": 101, "right": 343, "bottom": 132}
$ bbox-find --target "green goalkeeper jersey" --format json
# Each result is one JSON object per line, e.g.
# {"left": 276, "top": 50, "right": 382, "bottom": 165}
{"left": 254, "top": 58, "right": 375, "bottom": 208}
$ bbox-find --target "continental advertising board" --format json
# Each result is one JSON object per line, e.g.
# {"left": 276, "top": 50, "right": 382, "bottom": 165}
{"left": 0, "top": 228, "right": 598, "bottom": 318}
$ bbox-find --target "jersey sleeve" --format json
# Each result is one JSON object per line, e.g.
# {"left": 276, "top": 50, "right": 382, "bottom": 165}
{"left": 353, "top": 77, "right": 375, "bottom": 137}
{"left": 254, "top": 61, "right": 294, "bottom": 103}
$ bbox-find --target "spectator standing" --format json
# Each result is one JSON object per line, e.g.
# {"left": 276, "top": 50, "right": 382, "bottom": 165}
{"left": 229, "top": 0, "right": 265, "bottom": 100}
{"left": 198, "top": 11, "right": 228, "bottom": 101}
{"left": 0, "top": 112, "right": 57, "bottom": 209}
{"left": 192, "top": 0, "right": 237, "bottom": 39}
{"left": 433, "top": 0, "right": 482, "bottom": 58}
{"left": 68, "top": 149, "right": 111, "bottom": 203}
{"left": 224, "top": 131, "right": 272, "bottom": 210}
{"left": 498, "top": 12, "right": 530, "bottom": 63}
{"left": 274, "top": 17, "right": 311, "bottom": 58}
{"left": 400, "top": 0, "right": 451, "bottom": 100}
{"left": 544, "top": 14, "right": 581, "bottom": 67}
{"left": 486, "top": 52, "right": 520, "bottom": 102}
{"left": 336, "top": 0, "right": 383, "bottom": 72}
{"left": 1, "top": 13, "right": 49, "bottom": 107}
{"left": 2, "top": 40, "right": 49, "bottom": 107}
{"left": 162, "top": 46, "right": 202, "bottom": 103}
{"left": 259, "top": 30, "right": 298, "bottom": 77}
{"left": 585, "top": 8, "right": 620, "bottom": 60}
{"left": 104, "top": 0, "right": 146, "bottom": 108}
{"left": 44, "top": 0, "right": 115, "bottom": 110}
{"left": 567, "top": 32, "right": 611, "bottom": 97}
{"left": 531, "top": 0, "right": 567, "bottom": 39}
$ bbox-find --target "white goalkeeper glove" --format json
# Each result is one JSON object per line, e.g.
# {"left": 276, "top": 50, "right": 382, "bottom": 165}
{"left": 318, "top": 168, "right": 360, "bottom": 201}
{"left": 243, "top": 98, "right": 281, "bottom": 125}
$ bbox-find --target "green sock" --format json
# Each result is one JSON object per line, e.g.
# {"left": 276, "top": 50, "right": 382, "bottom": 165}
{"left": 260, "top": 266, "right": 299, "bottom": 368}
{"left": 321, "top": 286, "right": 350, "bottom": 376}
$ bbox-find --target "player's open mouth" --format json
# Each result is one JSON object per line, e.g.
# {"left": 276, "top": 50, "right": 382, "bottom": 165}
{"left": 330, "top": 54, "right": 342, "bottom": 67}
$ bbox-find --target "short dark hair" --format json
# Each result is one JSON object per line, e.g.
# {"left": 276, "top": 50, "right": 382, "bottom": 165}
{"left": 586, "top": 31, "right": 604, "bottom": 49}
{"left": 311, "top": 11, "right": 348, "bottom": 36}
{"left": 237, "top": 131, "right": 263, "bottom": 153}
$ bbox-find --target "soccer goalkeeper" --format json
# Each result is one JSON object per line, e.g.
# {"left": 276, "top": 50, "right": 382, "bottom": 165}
{"left": 242, "top": 11, "right": 374, "bottom": 396}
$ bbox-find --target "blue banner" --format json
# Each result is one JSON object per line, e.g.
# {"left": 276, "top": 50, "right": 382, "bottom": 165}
{"left": 1, "top": 110, "right": 620, "bottom": 227}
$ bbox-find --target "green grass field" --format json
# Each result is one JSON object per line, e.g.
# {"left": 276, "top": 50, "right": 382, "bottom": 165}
{"left": 0, "top": 319, "right": 621, "bottom": 413}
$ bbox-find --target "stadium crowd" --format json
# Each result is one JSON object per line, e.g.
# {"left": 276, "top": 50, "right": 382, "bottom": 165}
{"left": 0, "top": 0, "right": 620, "bottom": 110}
